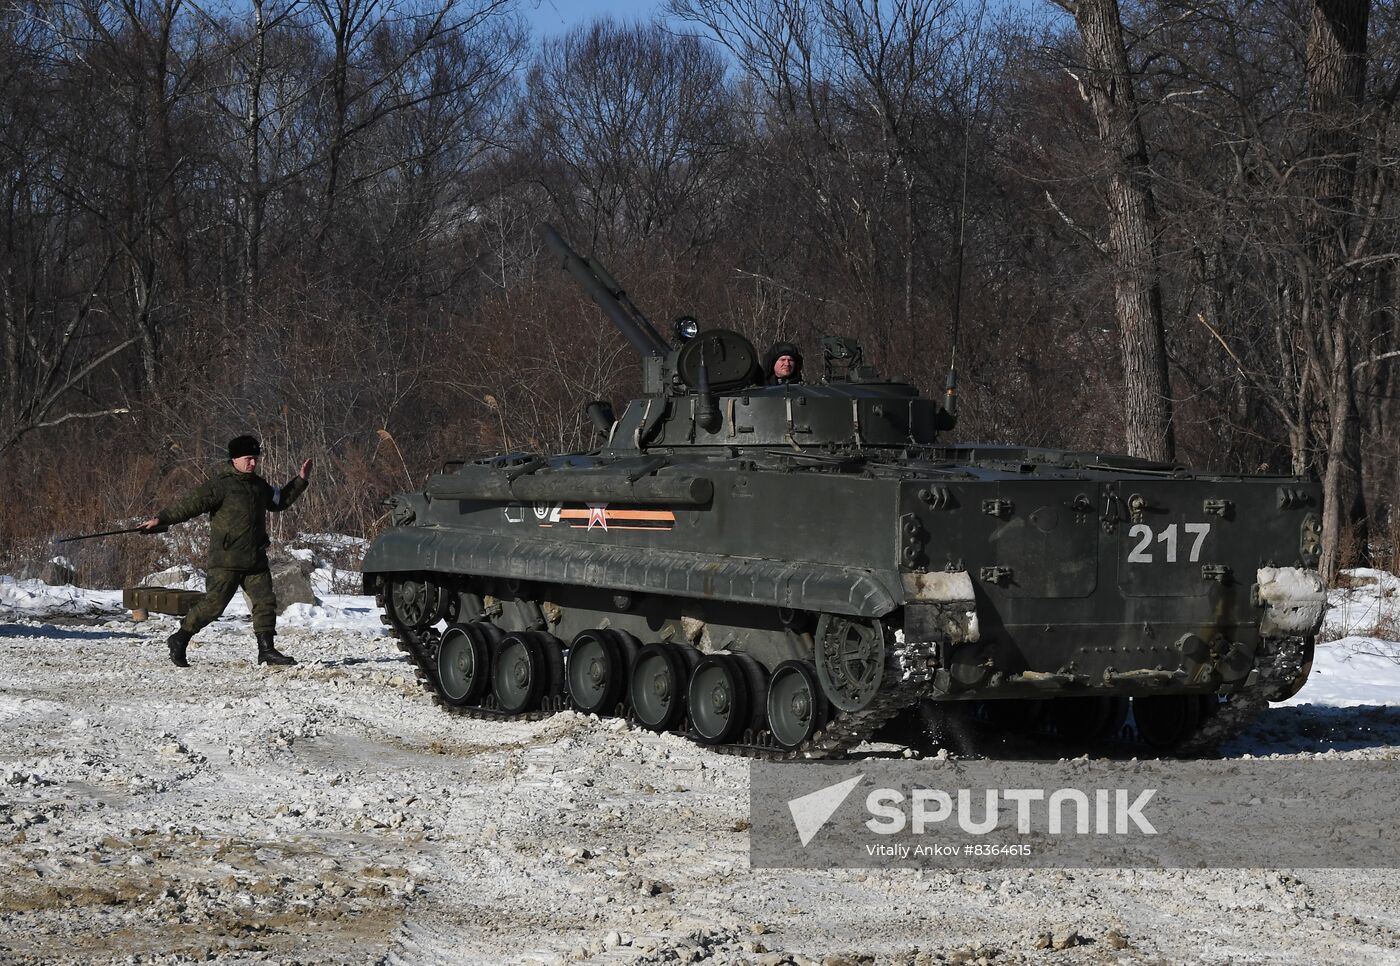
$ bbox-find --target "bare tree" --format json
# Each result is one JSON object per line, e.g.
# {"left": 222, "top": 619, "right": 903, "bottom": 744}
{"left": 305, "top": 0, "right": 519, "bottom": 248}
{"left": 0, "top": 4, "right": 140, "bottom": 458}
{"left": 670, "top": 0, "right": 991, "bottom": 372}
{"left": 520, "top": 19, "right": 735, "bottom": 252}
{"left": 5, "top": 0, "right": 1400, "bottom": 587}
{"left": 1049, "top": 0, "right": 1174, "bottom": 462}
{"left": 1303, "top": 0, "right": 1371, "bottom": 581}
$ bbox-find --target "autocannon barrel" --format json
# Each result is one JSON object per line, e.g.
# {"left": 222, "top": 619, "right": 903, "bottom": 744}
{"left": 539, "top": 223, "right": 670, "bottom": 358}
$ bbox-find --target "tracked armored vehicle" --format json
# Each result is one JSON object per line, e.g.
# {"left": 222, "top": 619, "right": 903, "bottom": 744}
{"left": 362, "top": 224, "right": 1325, "bottom": 758}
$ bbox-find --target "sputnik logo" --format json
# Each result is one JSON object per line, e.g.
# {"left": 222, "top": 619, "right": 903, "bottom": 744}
{"left": 787, "top": 774, "right": 863, "bottom": 846}
{"left": 586, "top": 504, "right": 609, "bottom": 531}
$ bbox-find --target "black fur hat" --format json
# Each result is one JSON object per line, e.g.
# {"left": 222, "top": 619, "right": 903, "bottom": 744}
{"left": 762, "top": 341, "right": 804, "bottom": 383}
{"left": 227, "top": 434, "right": 261, "bottom": 460}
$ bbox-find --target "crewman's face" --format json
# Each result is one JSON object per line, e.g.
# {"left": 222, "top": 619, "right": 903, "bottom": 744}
{"left": 774, "top": 355, "right": 796, "bottom": 378}
{"left": 232, "top": 455, "right": 258, "bottom": 474}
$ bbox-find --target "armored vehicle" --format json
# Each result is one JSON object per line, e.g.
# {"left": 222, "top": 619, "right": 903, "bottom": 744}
{"left": 362, "top": 224, "right": 1325, "bottom": 758}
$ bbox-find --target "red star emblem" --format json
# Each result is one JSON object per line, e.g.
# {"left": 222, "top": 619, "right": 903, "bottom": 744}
{"left": 586, "top": 504, "right": 609, "bottom": 531}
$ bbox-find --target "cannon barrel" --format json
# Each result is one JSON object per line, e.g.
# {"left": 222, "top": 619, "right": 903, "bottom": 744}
{"left": 539, "top": 223, "right": 670, "bottom": 358}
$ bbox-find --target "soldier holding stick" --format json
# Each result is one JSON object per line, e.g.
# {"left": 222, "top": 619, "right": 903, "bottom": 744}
{"left": 139, "top": 435, "right": 313, "bottom": 668}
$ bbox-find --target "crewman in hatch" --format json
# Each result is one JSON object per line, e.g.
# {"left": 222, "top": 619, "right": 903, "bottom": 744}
{"left": 763, "top": 341, "right": 803, "bottom": 385}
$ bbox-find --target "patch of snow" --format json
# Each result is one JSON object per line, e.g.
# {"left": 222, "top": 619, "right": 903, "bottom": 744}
{"left": 140, "top": 565, "right": 206, "bottom": 591}
{"left": 311, "top": 567, "right": 334, "bottom": 596}
{"left": 1283, "top": 636, "right": 1400, "bottom": 708}
{"left": 296, "top": 531, "right": 367, "bottom": 550}
{"left": 0, "top": 573, "right": 382, "bottom": 635}
{"left": 2, "top": 565, "right": 1396, "bottom": 706}
{"left": 278, "top": 596, "right": 389, "bottom": 634}
{"left": 1324, "top": 567, "right": 1400, "bottom": 640}
{"left": 0, "top": 576, "right": 123, "bottom": 617}
{"left": 282, "top": 534, "right": 364, "bottom": 595}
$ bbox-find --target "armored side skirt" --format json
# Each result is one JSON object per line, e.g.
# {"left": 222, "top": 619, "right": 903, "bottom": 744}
{"left": 362, "top": 526, "right": 901, "bottom": 618}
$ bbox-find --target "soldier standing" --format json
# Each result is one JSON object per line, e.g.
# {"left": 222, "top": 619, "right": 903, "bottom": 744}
{"left": 141, "top": 435, "right": 313, "bottom": 668}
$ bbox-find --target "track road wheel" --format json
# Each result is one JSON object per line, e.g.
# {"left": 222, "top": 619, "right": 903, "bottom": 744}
{"left": 730, "top": 653, "right": 770, "bottom": 740}
{"left": 386, "top": 576, "right": 448, "bottom": 630}
{"left": 534, "top": 632, "right": 566, "bottom": 703}
{"left": 630, "top": 643, "right": 688, "bottom": 732}
{"left": 766, "top": 661, "right": 827, "bottom": 751}
{"left": 568, "top": 630, "right": 624, "bottom": 715}
{"left": 437, "top": 623, "right": 493, "bottom": 706}
{"left": 1133, "top": 694, "right": 1203, "bottom": 750}
{"left": 493, "top": 633, "right": 547, "bottom": 714}
{"left": 688, "top": 655, "right": 751, "bottom": 745}
{"left": 604, "top": 630, "right": 641, "bottom": 714}
{"left": 607, "top": 627, "right": 641, "bottom": 711}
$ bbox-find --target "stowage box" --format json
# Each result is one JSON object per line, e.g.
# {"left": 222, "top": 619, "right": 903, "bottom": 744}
{"left": 122, "top": 586, "right": 203, "bottom": 616}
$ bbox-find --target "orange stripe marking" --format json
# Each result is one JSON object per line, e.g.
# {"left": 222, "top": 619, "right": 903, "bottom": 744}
{"left": 557, "top": 509, "right": 675, "bottom": 521}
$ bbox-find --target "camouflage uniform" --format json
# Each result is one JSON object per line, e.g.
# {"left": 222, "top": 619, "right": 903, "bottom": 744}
{"left": 158, "top": 464, "right": 308, "bottom": 635}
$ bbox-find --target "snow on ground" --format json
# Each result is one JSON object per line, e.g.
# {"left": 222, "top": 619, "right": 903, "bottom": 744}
{"left": 7, "top": 564, "right": 1397, "bottom": 710}
{"left": 0, "top": 576, "right": 123, "bottom": 619}
{"left": 1282, "top": 636, "right": 1400, "bottom": 708}
{"left": 0, "top": 575, "right": 386, "bottom": 636}
{"left": 1280, "top": 568, "right": 1400, "bottom": 710}
{"left": 0, "top": 570, "right": 1397, "bottom": 965}
{"left": 1322, "top": 568, "right": 1400, "bottom": 639}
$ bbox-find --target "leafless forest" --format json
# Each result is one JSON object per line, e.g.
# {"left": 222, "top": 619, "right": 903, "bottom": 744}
{"left": 2, "top": 0, "right": 1397, "bottom": 585}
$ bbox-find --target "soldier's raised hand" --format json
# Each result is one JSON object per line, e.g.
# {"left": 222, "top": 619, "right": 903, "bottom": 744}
{"left": 299, "top": 458, "right": 313, "bottom": 481}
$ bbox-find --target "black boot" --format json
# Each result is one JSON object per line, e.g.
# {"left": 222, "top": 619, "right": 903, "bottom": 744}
{"left": 256, "top": 632, "right": 296, "bottom": 666}
{"left": 167, "top": 629, "right": 192, "bottom": 668}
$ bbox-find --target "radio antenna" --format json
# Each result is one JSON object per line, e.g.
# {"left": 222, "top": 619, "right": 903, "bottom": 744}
{"left": 945, "top": 11, "right": 986, "bottom": 423}
{"left": 945, "top": 115, "right": 971, "bottom": 421}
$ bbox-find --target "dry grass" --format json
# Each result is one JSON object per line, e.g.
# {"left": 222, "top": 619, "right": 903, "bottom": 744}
{"left": 1373, "top": 612, "right": 1400, "bottom": 643}
{"left": 1337, "top": 522, "right": 1363, "bottom": 572}
{"left": 0, "top": 429, "right": 398, "bottom": 589}
{"left": 1332, "top": 571, "right": 1370, "bottom": 590}
{"left": 1389, "top": 509, "right": 1400, "bottom": 583}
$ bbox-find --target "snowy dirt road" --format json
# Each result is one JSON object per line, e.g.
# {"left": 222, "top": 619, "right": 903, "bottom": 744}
{"left": 2, "top": 614, "right": 1399, "bottom": 966}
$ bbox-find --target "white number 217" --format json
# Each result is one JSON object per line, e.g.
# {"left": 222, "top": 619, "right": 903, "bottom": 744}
{"left": 1127, "top": 523, "right": 1211, "bottom": 563}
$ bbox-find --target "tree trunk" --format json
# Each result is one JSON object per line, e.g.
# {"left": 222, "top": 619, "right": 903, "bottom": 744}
{"left": 1066, "top": 0, "right": 1175, "bottom": 462}
{"left": 1321, "top": 317, "right": 1366, "bottom": 580}
{"left": 318, "top": 0, "right": 354, "bottom": 248}
{"left": 149, "top": 0, "right": 190, "bottom": 293}
{"left": 1305, "top": 0, "right": 1370, "bottom": 584}
{"left": 243, "top": 0, "right": 267, "bottom": 304}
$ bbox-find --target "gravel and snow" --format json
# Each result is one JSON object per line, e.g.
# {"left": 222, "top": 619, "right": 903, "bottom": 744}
{"left": 0, "top": 571, "right": 1397, "bottom": 965}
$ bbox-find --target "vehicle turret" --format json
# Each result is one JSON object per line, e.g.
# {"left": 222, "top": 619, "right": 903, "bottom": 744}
{"left": 540, "top": 222, "right": 956, "bottom": 452}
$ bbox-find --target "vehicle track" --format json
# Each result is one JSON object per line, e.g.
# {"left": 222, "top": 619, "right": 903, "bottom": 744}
{"left": 376, "top": 592, "right": 930, "bottom": 761}
{"left": 378, "top": 591, "right": 1307, "bottom": 761}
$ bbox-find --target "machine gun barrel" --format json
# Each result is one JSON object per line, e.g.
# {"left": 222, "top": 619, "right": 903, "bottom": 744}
{"left": 539, "top": 223, "right": 670, "bottom": 358}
